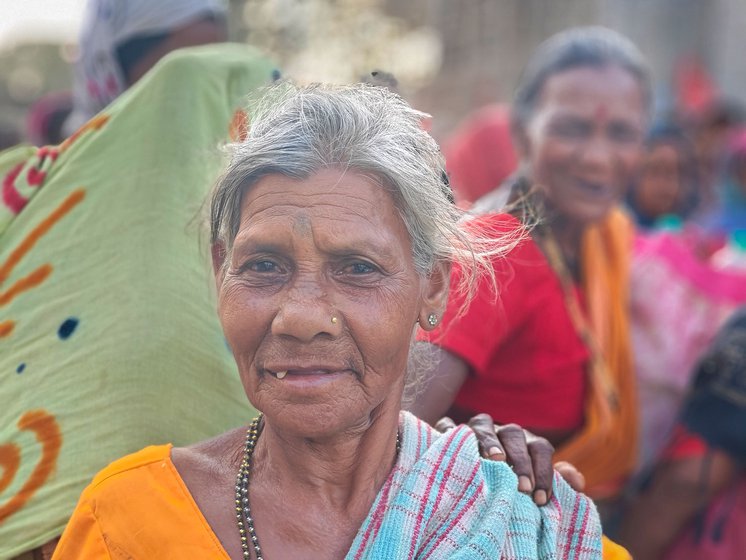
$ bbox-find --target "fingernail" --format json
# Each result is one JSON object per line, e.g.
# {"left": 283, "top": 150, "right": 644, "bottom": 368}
{"left": 487, "top": 446, "right": 504, "bottom": 459}
{"left": 534, "top": 489, "right": 547, "bottom": 505}
{"left": 518, "top": 475, "right": 533, "bottom": 493}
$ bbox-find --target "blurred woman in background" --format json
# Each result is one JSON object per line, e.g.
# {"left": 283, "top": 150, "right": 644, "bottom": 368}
{"left": 65, "top": 0, "right": 229, "bottom": 134}
{"left": 627, "top": 124, "right": 699, "bottom": 228}
{"left": 413, "top": 26, "right": 649, "bottom": 501}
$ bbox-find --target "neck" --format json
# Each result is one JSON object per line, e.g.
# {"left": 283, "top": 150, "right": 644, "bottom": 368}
{"left": 252, "top": 403, "right": 401, "bottom": 514}
{"left": 518, "top": 179, "right": 586, "bottom": 269}
{"left": 546, "top": 214, "right": 586, "bottom": 277}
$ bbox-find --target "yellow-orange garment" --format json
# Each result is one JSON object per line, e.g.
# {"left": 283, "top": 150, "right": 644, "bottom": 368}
{"left": 601, "top": 536, "right": 632, "bottom": 560}
{"left": 52, "top": 445, "right": 230, "bottom": 559}
{"left": 552, "top": 209, "right": 639, "bottom": 497}
{"left": 52, "top": 444, "right": 628, "bottom": 559}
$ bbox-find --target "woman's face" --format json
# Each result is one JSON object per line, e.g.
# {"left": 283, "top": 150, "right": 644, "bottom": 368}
{"left": 634, "top": 143, "right": 684, "bottom": 219}
{"left": 125, "top": 18, "right": 228, "bottom": 85}
{"left": 519, "top": 65, "right": 646, "bottom": 226}
{"left": 216, "top": 169, "right": 448, "bottom": 437}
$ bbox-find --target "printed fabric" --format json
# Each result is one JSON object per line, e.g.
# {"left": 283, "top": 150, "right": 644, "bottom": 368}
{"left": 0, "top": 44, "right": 277, "bottom": 557}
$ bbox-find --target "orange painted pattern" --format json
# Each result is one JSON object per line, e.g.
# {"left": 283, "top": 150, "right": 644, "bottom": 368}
{"left": 0, "top": 443, "right": 20, "bottom": 493}
{"left": 0, "top": 410, "right": 62, "bottom": 523}
{"left": 59, "top": 115, "right": 110, "bottom": 154}
{"left": 0, "top": 321, "right": 13, "bottom": 338}
{"left": 0, "top": 264, "right": 52, "bottom": 306}
{"left": 0, "top": 189, "right": 84, "bottom": 338}
{"left": 0, "top": 189, "right": 85, "bottom": 285}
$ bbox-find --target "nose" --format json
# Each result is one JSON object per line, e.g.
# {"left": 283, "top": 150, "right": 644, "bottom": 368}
{"left": 578, "top": 135, "right": 615, "bottom": 180}
{"left": 271, "top": 279, "right": 341, "bottom": 342}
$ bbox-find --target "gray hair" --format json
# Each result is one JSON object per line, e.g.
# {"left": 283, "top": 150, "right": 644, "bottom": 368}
{"left": 210, "top": 82, "right": 518, "bottom": 292}
{"left": 512, "top": 26, "right": 652, "bottom": 131}
{"left": 209, "top": 82, "right": 523, "bottom": 404}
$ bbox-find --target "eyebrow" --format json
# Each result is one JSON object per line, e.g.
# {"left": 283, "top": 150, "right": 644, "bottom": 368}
{"left": 230, "top": 237, "right": 288, "bottom": 259}
{"left": 232, "top": 234, "right": 399, "bottom": 263}
{"left": 323, "top": 241, "right": 398, "bottom": 263}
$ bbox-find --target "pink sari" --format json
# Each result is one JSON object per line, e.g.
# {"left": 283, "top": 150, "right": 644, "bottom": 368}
{"left": 631, "top": 229, "right": 746, "bottom": 559}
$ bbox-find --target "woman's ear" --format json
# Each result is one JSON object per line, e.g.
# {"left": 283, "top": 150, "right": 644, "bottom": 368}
{"left": 418, "top": 260, "right": 451, "bottom": 330}
{"left": 211, "top": 242, "right": 227, "bottom": 286}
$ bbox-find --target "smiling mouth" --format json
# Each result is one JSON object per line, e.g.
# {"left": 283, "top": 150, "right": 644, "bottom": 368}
{"left": 266, "top": 368, "right": 351, "bottom": 380}
{"left": 576, "top": 180, "right": 614, "bottom": 198}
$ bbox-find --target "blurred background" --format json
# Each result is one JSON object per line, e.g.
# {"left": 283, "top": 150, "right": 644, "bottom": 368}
{"left": 1, "top": 0, "right": 745, "bottom": 141}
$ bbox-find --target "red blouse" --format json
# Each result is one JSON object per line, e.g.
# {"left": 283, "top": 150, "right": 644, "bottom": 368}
{"left": 420, "top": 213, "right": 589, "bottom": 432}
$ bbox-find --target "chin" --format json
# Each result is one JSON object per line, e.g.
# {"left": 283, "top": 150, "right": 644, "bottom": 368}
{"left": 570, "top": 202, "right": 617, "bottom": 226}
{"left": 264, "top": 403, "right": 347, "bottom": 436}
{"left": 262, "top": 398, "right": 374, "bottom": 438}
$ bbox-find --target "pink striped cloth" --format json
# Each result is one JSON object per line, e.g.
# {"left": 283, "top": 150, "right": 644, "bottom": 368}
{"left": 347, "top": 412, "right": 603, "bottom": 559}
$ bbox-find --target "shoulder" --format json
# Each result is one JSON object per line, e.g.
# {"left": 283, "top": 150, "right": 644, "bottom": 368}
{"left": 171, "top": 427, "right": 245, "bottom": 483}
{"left": 88, "top": 444, "right": 173, "bottom": 490}
{"left": 543, "top": 473, "right": 604, "bottom": 553}
{"left": 463, "top": 213, "right": 553, "bottom": 298}
{"left": 463, "top": 212, "right": 543, "bottom": 261}
{"left": 84, "top": 430, "right": 234, "bottom": 503}
{"left": 399, "top": 411, "right": 515, "bottom": 484}
{"left": 396, "top": 414, "right": 604, "bottom": 557}
{"left": 498, "top": 473, "right": 603, "bottom": 557}
{"left": 55, "top": 445, "right": 176, "bottom": 558}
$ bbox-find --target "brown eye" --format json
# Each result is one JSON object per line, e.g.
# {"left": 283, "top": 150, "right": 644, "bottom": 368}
{"left": 251, "top": 261, "right": 279, "bottom": 272}
{"left": 345, "top": 262, "right": 376, "bottom": 275}
{"left": 242, "top": 259, "right": 283, "bottom": 274}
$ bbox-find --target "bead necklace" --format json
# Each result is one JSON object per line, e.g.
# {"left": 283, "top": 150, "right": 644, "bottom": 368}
{"left": 235, "top": 416, "right": 262, "bottom": 560}
{"left": 234, "top": 415, "right": 401, "bottom": 560}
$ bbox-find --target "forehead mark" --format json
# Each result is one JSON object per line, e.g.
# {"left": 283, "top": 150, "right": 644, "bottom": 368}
{"left": 594, "top": 104, "right": 609, "bottom": 122}
{"left": 291, "top": 212, "right": 312, "bottom": 237}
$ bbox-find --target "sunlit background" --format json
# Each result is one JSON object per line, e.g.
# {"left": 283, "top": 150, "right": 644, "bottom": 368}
{"left": 1, "top": 0, "right": 745, "bottom": 140}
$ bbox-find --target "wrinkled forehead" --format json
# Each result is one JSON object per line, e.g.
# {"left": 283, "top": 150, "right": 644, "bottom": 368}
{"left": 238, "top": 168, "right": 397, "bottom": 216}
{"left": 234, "top": 168, "right": 412, "bottom": 249}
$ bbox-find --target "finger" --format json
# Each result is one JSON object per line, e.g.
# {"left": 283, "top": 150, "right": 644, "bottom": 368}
{"left": 554, "top": 461, "right": 586, "bottom": 493}
{"left": 433, "top": 416, "right": 457, "bottom": 433}
{"left": 495, "top": 424, "right": 533, "bottom": 493}
{"left": 527, "top": 435, "right": 554, "bottom": 506}
{"left": 467, "top": 414, "right": 506, "bottom": 461}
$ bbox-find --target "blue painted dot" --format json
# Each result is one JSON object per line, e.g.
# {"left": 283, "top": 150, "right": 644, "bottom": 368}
{"left": 58, "top": 317, "right": 79, "bottom": 340}
{"left": 16, "top": 363, "right": 26, "bottom": 374}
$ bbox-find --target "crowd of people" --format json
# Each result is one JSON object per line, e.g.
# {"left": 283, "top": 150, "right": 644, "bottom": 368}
{"left": 1, "top": 0, "right": 745, "bottom": 559}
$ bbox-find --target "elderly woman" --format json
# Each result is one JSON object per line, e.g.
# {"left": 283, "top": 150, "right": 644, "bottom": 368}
{"left": 52, "top": 84, "right": 604, "bottom": 559}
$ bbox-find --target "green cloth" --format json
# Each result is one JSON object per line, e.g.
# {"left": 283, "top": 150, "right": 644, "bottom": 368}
{"left": 0, "top": 44, "right": 276, "bottom": 557}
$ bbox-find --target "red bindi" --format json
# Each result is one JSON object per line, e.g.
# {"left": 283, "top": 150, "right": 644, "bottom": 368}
{"left": 594, "top": 105, "right": 609, "bottom": 122}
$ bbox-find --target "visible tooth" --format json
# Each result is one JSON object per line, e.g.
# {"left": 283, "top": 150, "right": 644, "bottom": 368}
{"left": 276, "top": 371, "right": 288, "bottom": 379}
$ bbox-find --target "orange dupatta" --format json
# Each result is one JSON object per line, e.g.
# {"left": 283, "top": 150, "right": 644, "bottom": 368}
{"left": 546, "top": 208, "right": 638, "bottom": 498}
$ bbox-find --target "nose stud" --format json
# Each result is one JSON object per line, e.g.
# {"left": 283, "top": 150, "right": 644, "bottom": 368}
{"left": 331, "top": 316, "right": 338, "bottom": 324}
